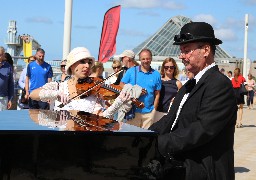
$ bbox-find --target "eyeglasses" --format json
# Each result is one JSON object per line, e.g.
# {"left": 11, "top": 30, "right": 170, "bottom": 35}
{"left": 179, "top": 45, "right": 204, "bottom": 57}
{"left": 174, "top": 33, "right": 198, "bottom": 43}
{"left": 61, "top": 65, "right": 66, "bottom": 68}
{"left": 112, "top": 65, "right": 121, "bottom": 69}
{"left": 164, "top": 66, "right": 176, "bottom": 70}
{"left": 79, "top": 59, "right": 93, "bottom": 65}
{"left": 179, "top": 49, "right": 196, "bottom": 57}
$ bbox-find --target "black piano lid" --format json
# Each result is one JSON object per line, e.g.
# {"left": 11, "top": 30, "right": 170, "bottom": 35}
{"left": 0, "top": 110, "right": 156, "bottom": 136}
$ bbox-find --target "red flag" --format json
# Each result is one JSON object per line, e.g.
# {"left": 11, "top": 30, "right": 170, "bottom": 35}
{"left": 98, "top": 5, "right": 121, "bottom": 63}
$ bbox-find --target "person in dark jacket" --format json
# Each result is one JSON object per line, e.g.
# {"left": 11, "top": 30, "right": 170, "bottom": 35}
{"left": 149, "top": 22, "right": 237, "bottom": 180}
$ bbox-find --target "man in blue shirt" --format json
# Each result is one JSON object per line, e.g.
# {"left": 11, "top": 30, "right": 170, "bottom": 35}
{"left": 120, "top": 49, "right": 161, "bottom": 129}
{"left": 0, "top": 46, "right": 14, "bottom": 110}
{"left": 25, "top": 48, "right": 53, "bottom": 109}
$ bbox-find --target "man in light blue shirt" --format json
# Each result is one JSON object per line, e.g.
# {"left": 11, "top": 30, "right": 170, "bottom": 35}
{"left": 0, "top": 46, "right": 14, "bottom": 110}
{"left": 121, "top": 49, "right": 161, "bottom": 129}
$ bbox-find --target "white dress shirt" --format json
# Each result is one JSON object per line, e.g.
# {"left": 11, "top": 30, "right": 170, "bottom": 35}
{"left": 171, "top": 63, "right": 216, "bottom": 131}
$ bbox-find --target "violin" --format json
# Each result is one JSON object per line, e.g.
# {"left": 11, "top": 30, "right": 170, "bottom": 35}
{"left": 58, "top": 69, "right": 145, "bottom": 109}
{"left": 58, "top": 70, "right": 123, "bottom": 108}
{"left": 76, "top": 77, "right": 145, "bottom": 109}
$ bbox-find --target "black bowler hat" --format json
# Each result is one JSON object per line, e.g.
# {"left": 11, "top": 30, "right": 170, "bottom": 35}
{"left": 173, "top": 22, "right": 222, "bottom": 45}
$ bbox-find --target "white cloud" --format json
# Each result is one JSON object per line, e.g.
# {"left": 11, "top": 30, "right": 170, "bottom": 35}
{"left": 163, "top": 1, "right": 184, "bottom": 10}
{"left": 115, "top": 0, "right": 184, "bottom": 9}
{"left": 242, "top": 0, "right": 256, "bottom": 5}
{"left": 26, "top": 17, "right": 53, "bottom": 24}
{"left": 215, "top": 28, "right": 237, "bottom": 41}
{"left": 220, "top": 15, "right": 255, "bottom": 31}
{"left": 118, "top": 0, "right": 158, "bottom": 8}
{"left": 222, "top": 18, "right": 243, "bottom": 29}
{"left": 192, "top": 14, "right": 217, "bottom": 25}
{"left": 137, "top": 11, "right": 160, "bottom": 17}
{"left": 248, "top": 14, "right": 256, "bottom": 28}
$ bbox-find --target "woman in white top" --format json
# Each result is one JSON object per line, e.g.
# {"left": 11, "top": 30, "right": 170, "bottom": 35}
{"left": 53, "top": 59, "right": 69, "bottom": 82}
{"left": 247, "top": 73, "right": 255, "bottom": 109}
{"left": 29, "top": 47, "right": 131, "bottom": 118}
{"left": 18, "top": 56, "right": 36, "bottom": 89}
{"left": 17, "top": 56, "right": 36, "bottom": 109}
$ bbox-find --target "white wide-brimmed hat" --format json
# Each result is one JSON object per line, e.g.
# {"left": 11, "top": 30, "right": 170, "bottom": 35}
{"left": 65, "top": 47, "right": 95, "bottom": 75}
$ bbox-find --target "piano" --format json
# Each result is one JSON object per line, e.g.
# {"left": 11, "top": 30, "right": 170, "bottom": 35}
{"left": 0, "top": 110, "right": 157, "bottom": 179}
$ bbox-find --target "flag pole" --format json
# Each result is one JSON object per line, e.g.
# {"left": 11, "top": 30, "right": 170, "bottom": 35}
{"left": 243, "top": 14, "right": 249, "bottom": 78}
{"left": 62, "top": 0, "right": 73, "bottom": 60}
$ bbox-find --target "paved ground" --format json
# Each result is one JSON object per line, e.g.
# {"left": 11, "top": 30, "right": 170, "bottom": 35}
{"left": 234, "top": 105, "right": 256, "bottom": 180}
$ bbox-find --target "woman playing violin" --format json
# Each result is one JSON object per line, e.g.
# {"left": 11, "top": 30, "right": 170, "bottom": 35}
{"left": 29, "top": 47, "right": 130, "bottom": 118}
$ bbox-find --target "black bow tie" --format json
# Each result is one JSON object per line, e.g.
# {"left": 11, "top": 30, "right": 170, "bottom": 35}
{"left": 185, "top": 79, "right": 196, "bottom": 93}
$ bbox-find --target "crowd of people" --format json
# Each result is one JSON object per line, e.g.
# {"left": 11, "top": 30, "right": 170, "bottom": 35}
{"left": 0, "top": 21, "right": 256, "bottom": 179}
{"left": 218, "top": 67, "right": 256, "bottom": 128}
{"left": 27, "top": 47, "right": 183, "bottom": 129}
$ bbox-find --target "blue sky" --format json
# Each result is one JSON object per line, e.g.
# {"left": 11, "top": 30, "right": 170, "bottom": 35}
{"left": 0, "top": 0, "right": 255, "bottom": 61}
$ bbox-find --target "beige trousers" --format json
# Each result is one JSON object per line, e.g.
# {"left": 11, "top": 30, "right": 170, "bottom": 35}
{"left": 153, "top": 110, "right": 167, "bottom": 123}
{"left": 126, "top": 109, "right": 156, "bottom": 129}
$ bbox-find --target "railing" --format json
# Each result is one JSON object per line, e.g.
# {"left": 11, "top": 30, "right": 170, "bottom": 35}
{"left": 46, "top": 60, "right": 62, "bottom": 68}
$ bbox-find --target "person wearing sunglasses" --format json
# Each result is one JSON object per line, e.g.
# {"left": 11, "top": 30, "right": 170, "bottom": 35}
{"left": 104, "top": 60, "right": 122, "bottom": 85}
{"left": 54, "top": 59, "right": 70, "bottom": 83}
{"left": 29, "top": 47, "right": 131, "bottom": 118}
{"left": 153, "top": 58, "right": 182, "bottom": 123}
{"left": 149, "top": 22, "right": 237, "bottom": 179}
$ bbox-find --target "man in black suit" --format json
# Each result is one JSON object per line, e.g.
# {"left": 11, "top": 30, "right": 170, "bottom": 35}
{"left": 149, "top": 22, "right": 237, "bottom": 179}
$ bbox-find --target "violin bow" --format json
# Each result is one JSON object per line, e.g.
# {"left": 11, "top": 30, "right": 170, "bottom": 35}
{"left": 58, "top": 69, "right": 124, "bottom": 108}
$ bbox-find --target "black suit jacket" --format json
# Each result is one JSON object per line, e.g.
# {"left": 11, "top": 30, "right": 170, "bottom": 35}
{"left": 150, "top": 66, "right": 237, "bottom": 180}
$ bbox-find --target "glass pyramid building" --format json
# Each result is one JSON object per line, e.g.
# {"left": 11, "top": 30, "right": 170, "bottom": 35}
{"left": 133, "top": 15, "right": 232, "bottom": 59}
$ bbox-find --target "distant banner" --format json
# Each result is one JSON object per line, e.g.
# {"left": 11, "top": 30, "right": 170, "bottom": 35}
{"left": 22, "top": 36, "right": 33, "bottom": 64}
{"left": 98, "top": 5, "right": 121, "bottom": 63}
